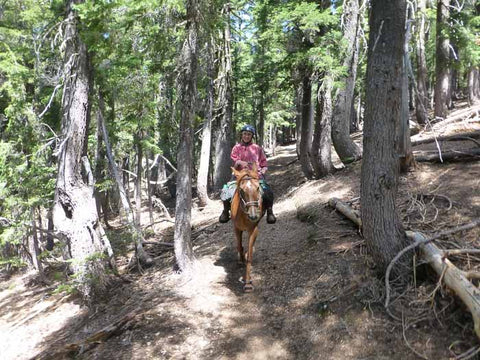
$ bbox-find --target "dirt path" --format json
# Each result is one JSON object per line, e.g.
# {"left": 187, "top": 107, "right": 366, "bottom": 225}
{"left": 1, "top": 144, "right": 479, "bottom": 359}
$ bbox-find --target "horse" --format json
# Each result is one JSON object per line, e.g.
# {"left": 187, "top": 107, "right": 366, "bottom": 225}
{"left": 230, "top": 162, "right": 264, "bottom": 292}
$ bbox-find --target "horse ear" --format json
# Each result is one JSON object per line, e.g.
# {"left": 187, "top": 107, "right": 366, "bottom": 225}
{"left": 251, "top": 162, "right": 258, "bottom": 174}
{"left": 231, "top": 166, "right": 238, "bottom": 177}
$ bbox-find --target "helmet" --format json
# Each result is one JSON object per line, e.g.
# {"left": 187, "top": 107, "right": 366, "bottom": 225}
{"left": 241, "top": 124, "right": 256, "bottom": 135}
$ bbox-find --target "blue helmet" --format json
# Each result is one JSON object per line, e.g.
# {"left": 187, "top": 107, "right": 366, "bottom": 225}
{"left": 241, "top": 124, "right": 256, "bottom": 135}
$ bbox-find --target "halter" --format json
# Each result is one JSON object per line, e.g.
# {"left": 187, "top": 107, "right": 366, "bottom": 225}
{"left": 237, "top": 174, "right": 262, "bottom": 213}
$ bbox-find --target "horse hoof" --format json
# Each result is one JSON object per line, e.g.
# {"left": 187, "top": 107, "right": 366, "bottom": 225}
{"left": 243, "top": 283, "right": 254, "bottom": 292}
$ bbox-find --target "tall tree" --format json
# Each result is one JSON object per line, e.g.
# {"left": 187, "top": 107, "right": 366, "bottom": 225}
{"left": 331, "top": 0, "right": 363, "bottom": 163}
{"left": 52, "top": 0, "right": 113, "bottom": 299}
{"left": 311, "top": 78, "right": 334, "bottom": 177}
{"left": 434, "top": 0, "right": 451, "bottom": 120}
{"left": 360, "top": 0, "right": 409, "bottom": 274}
{"left": 174, "top": 0, "right": 199, "bottom": 272}
{"left": 299, "top": 70, "right": 314, "bottom": 178}
{"left": 414, "top": 0, "right": 429, "bottom": 125}
{"left": 197, "top": 37, "right": 215, "bottom": 207}
{"left": 213, "top": 4, "right": 234, "bottom": 191}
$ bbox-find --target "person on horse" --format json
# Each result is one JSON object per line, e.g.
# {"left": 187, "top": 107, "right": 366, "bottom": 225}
{"left": 219, "top": 124, "right": 277, "bottom": 224}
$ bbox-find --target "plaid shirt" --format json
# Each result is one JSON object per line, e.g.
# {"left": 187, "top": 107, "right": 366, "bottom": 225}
{"left": 231, "top": 141, "right": 268, "bottom": 176}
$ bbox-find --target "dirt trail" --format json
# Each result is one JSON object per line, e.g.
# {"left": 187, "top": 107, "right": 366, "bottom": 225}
{"left": 1, "top": 144, "right": 479, "bottom": 360}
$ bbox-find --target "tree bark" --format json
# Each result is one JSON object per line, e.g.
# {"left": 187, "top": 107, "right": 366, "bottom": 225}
{"left": 468, "top": 67, "right": 480, "bottom": 105}
{"left": 414, "top": 0, "right": 429, "bottom": 125}
{"left": 434, "top": 0, "right": 451, "bottom": 120}
{"left": 213, "top": 5, "right": 234, "bottom": 191}
{"left": 299, "top": 71, "right": 314, "bottom": 178}
{"left": 399, "top": 14, "right": 414, "bottom": 172}
{"left": 197, "top": 36, "right": 214, "bottom": 207}
{"left": 174, "top": 0, "right": 198, "bottom": 272}
{"left": 97, "top": 92, "right": 151, "bottom": 267}
{"left": 360, "top": 0, "right": 409, "bottom": 275}
{"left": 331, "top": 0, "right": 363, "bottom": 163}
{"left": 311, "top": 78, "right": 334, "bottom": 177}
{"left": 53, "top": 0, "right": 113, "bottom": 299}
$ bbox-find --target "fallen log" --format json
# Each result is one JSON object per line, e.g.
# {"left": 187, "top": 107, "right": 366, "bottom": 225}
{"left": 328, "top": 198, "right": 362, "bottom": 228}
{"left": 408, "top": 231, "right": 480, "bottom": 340}
{"left": 431, "top": 105, "right": 480, "bottom": 130}
{"left": 328, "top": 197, "right": 480, "bottom": 340}
{"left": 414, "top": 148, "right": 480, "bottom": 162}
{"left": 411, "top": 130, "right": 480, "bottom": 147}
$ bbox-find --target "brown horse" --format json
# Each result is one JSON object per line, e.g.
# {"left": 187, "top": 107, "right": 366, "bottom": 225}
{"left": 230, "top": 162, "right": 264, "bottom": 292}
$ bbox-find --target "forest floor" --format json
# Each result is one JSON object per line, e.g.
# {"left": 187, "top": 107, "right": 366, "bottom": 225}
{"left": 1, "top": 103, "right": 480, "bottom": 360}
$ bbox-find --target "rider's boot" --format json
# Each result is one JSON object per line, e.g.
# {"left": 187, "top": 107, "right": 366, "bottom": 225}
{"left": 266, "top": 206, "right": 277, "bottom": 224}
{"left": 219, "top": 200, "right": 231, "bottom": 223}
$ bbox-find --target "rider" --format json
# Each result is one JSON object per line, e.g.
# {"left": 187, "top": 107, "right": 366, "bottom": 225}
{"left": 219, "top": 124, "right": 277, "bottom": 224}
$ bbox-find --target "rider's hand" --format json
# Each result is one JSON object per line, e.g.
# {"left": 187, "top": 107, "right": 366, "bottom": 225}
{"left": 237, "top": 160, "right": 249, "bottom": 168}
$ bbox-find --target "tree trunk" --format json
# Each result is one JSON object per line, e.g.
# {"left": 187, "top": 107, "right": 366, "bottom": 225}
{"left": 311, "top": 79, "right": 334, "bottom": 177}
{"left": 29, "top": 207, "right": 44, "bottom": 276}
{"left": 299, "top": 71, "right": 314, "bottom": 178}
{"left": 434, "top": 0, "right": 451, "bottom": 120}
{"left": 53, "top": 0, "right": 112, "bottom": 299}
{"left": 135, "top": 134, "right": 142, "bottom": 228}
{"left": 360, "top": 0, "right": 409, "bottom": 275}
{"left": 295, "top": 81, "right": 302, "bottom": 157}
{"left": 95, "top": 91, "right": 110, "bottom": 226}
{"left": 197, "top": 37, "right": 214, "bottom": 207}
{"left": 174, "top": 0, "right": 198, "bottom": 272}
{"left": 399, "top": 14, "right": 414, "bottom": 172}
{"left": 213, "top": 6, "right": 234, "bottom": 191}
{"left": 414, "top": 0, "right": 429, "bottom": 125}
{"left": 97, "top": 91, "right": 151, "bottom": 267}
{"left": 331, "top": 0, "right": 363, "bottom": 163}
{"left": 468, "top": 67, "right": 479, "bottom": 105}
{"left": 146, "top": 152, "right": 154, "bottom": 225}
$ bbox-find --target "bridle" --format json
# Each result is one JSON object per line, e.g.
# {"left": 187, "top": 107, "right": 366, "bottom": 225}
{"left": 237, "top": 174, "right": 262, "bottom": 214}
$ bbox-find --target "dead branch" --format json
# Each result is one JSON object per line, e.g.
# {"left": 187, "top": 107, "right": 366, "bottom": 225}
{"left": 443, "top": 249, "right": 480, "bottom": 257}
{"left": 414, "top": 148, "right": 480, "bottom": 162}
{"left": 36, "top": 309, "right": 141, "bottom": 359}
{"left": 142, "top": 241, "right": 174, "bottom": 247}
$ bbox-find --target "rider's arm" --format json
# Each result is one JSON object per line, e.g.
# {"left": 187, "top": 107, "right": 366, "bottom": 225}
{"left": 257, "top": 146, "right": 268, "bottom": 175}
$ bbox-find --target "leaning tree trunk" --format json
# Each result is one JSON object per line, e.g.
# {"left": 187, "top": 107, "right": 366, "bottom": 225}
{"left": 52, "top": 0, "right": 113, "bottom": 299}
{"left": 414, "top": 0, "right": 429, "bottom": 125}
{"left": 434, "top": 0, "right": 451, "bottom": 121}
{"left": 299, "top": 71, "right": 314, "bottom": 178}
{"left": 213, "top": 5, "right": 234, "bottom": 191}
{"left": 97, "top": 92, "right": 151, "bottom": 267}
{"left": 360, "top": 0, "right": 409, "bottom": 276}
{"left": 174, "top": 0, "right": 198, "bottom": 272}
{"left": 331, "top": 0, "right": 363, "bottom": 163}
{"left": 197, "top": 36, "right": 215, "bottom": 207}
{"left": 311, "top": 78, "right": 334, "bottom": 178}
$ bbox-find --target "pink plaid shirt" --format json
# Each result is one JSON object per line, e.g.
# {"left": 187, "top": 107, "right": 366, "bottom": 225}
{"left": 231, "top": 142, "right": 268, "bottom": 176}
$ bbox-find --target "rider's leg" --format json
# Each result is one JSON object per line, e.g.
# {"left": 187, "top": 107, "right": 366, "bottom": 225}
{"left": 262, "top": 187, "right": 276, "bottom": 224}
{"left": 219, "top": 200, "right": 231, "bottom": 223}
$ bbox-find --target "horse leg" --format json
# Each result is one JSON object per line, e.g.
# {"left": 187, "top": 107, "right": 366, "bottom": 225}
{"left": 235, "top": 227, "right": 245, "bottom": 265}
{"left": 243, "top": 226, "right": 258, "bottom": 292}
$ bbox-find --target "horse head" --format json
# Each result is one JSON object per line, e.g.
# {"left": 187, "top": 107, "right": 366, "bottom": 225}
{"left": 231, "top": 162, "right": 263, "bottom": 222}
